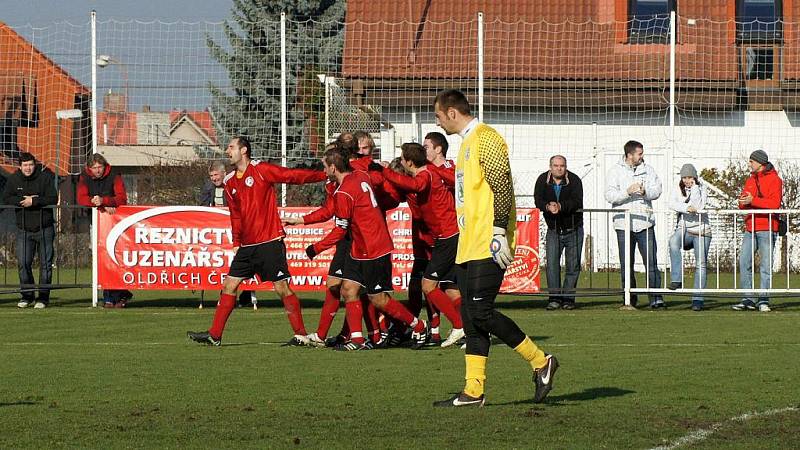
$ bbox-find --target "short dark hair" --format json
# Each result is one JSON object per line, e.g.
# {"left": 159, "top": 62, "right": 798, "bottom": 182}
{"left": 324, "top": 146, "right": 351, "bottom": 173}
{"left": 336, "top": 132, "right": 354, "bottom": 144}
{"left": 19, "top": 152, "right": 36, "bottom": 164}
{"left": 424, "top": 132, "right": 449, "bottom": 157}
{"left": 549, "top": 155, "right": 567, "bottom": 165}
{"left": 87, "top": 153, "right": 109, "bottom": 168}
{"left": 235, "top": 136, "right": 252, "bottom": 158}
{"left": 433, "top": 89, "right": 471, "bottom": 116}
{"left": 401, "top": 143, "right": 427, "bottom": 168}
{"left": 624, "top": 140, "right": 643, "bottom": 156}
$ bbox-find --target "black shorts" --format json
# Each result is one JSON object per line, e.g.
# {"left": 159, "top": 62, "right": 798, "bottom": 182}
{"left": 341, "top": 253, "right": 393, "bottom": 295}
{"left": 424, "top": 234, "right": 458, "bottom": 284}
{"left": 328, "top": 238, "right": 351, "bottom": 279}
{"left": 455, "top": 258, "right": 504, "bottom": 305}
{"left": 410, "top": 258, "right": 429, "bottom": 280}
{"left": 229, "top": 240, "right": 291, "bottom": 283}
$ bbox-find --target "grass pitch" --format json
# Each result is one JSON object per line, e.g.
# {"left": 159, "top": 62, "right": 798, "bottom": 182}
{"left": 1, "top": 286, "right": 799, "bottom": 449}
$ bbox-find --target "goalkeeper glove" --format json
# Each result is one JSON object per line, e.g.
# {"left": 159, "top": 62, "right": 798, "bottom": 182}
{"left": 489, "top": 226, "right": 514, "bottom": 269}
{"left": 305, "top": 245, "right": 318, "bottom": 260}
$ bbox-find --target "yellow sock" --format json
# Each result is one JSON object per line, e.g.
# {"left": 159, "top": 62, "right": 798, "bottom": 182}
{"left": 514, "top": 336, "right": 548, "bottom": 370}
{"left": 463, "top": 354, "right": 487, "bottom": 398}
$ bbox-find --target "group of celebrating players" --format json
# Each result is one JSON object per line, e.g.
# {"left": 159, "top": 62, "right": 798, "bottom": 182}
{"left": 188, "top": 90, "right": 559, "bottom": 407}
{"left": 187, "top": 129, "right": 465, "bottom": 352}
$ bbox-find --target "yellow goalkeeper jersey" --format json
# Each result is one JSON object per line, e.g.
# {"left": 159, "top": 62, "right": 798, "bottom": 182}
{"left": 455, "top": 122, "right": 517, "bottom": 264}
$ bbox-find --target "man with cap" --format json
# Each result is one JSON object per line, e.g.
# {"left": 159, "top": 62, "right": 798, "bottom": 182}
{"left": 733, "top": 150, "right": 783, "bottom": 312}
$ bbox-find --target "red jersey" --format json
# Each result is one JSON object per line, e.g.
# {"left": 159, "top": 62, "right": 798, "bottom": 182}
{"left": 406, "top": 192, "right": 434, "bottom": 259}
{"left": 350, "top": 155, "right": 401, "bottom": 211}
{"left": 225, "top": 160, "right": 326, "bottom": 247}
{"left": 303, "top": 180, "right": 337, "bottom": 224}
{"left": 382, "top": 165, "right": 459, "bottom": 239}
{"left": 311, "top": 170, "right": 393, "bottom": 260}
{"left": 429, "top": 159, "right": 456, "bottom": 191}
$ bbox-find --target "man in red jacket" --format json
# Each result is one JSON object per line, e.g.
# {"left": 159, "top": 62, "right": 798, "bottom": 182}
{"left": 187, "top": 136, "right": 327, "bottom": 346}
{"left": 733, "top": 150, "right": 783, "bottom": 312}
{"left": 77, "top": 154, "right": 132, "bottom": 308}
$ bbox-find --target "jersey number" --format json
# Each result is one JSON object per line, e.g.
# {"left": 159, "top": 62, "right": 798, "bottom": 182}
{"left": 361, "top": 182, "right": 378, "bottom": 208}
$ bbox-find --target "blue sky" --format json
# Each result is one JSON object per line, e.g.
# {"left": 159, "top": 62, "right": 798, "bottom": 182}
{"left": 5, "top": 0, "right": 236, "bottom": 111}
{"left": 4, "top": 0, "right": 233, "bottom": 25}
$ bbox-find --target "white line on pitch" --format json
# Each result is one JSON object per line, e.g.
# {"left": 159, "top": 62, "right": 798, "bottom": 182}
{"left": 650, "top": 406, "right": 799, "bottom": 450}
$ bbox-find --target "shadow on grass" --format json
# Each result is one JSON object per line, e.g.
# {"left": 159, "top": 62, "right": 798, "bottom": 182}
{"left": 489, "top": 386, "right": 635, "bottom": 407}
{"left": 0, "top": 400, "right": 40, "bottom": 407}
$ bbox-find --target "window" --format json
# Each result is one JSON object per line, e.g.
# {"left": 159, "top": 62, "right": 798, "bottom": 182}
{"left": 737, "top": 0, "right": 782, "bottom": 42}
{"left": 628, "top": 0, "right": 675, "bottom": 44}
{"left": 741, "top": 46, "right": 780, "bottom": 88}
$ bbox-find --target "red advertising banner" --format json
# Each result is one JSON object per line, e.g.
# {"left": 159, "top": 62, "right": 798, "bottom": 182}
{"left": 97, "top": 206, "right": 539, "bottom": 293}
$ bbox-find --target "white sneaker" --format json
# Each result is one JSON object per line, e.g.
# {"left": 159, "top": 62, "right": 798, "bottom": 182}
{"left": 306, "top": 332, "right": 326, "bottom": 348}
{"left": 17, "top": 300, "right": 32, "bottom": 308}
{"left": 758, "top": 303, "right": 771, "bottom": 312}
{"left": 33, "top": 302, "right": 47, "bottom": 309}
{"left": 460, "top": 343, "right": 466, "bottom": 350}
{"left": 441, "top": 328, "right": 465, "bottom": 348}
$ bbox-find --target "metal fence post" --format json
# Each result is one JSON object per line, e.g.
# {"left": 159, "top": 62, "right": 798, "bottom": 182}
{"left": 90, "top": 10, "right": 99, "bottom": 308}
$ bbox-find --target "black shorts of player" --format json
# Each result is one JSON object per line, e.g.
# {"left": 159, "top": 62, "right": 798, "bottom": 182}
{"left": 228, "top": 240, "right": 291, "bottom": 283}
{"left": 341, "top": 253, "right": 393, "bottom": 295}
{"left": 327, "top": 238, "right": 351, "bottom": 279}
{"left": 410, "top": 257, "right": 429, "bottom": 280}
{"left": 423, "top": 234, "right": 458, "bottom": 284}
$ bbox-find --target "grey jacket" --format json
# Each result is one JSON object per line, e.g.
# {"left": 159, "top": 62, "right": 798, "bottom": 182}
{"left": 668, "top": 182, "right": 711, "bottom": 234}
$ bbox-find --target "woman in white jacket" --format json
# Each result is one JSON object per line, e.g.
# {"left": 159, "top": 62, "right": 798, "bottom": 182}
{"left": 667, "top": 164, "right": 711, "bottom": 311}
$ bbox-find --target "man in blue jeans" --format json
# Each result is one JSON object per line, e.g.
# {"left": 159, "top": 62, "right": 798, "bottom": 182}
{"left": 534, "top": 155, "right": 584, "bottom": 310}
{"left": 605, "top": 140, "right": 664, "bottom": 309}
{"left": 734, "top": 150, "right": 783, "bottom": 312}
{"left": 1, "top": 152, "right": 58, "bottom": 309}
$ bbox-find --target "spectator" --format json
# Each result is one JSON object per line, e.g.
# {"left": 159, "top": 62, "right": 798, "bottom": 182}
{"left": 733, "top": 150, "right": 783, "bottom": 312}
{"left": 198, "top": 160, "right": 256, "bottom": 308}
{"left": 534, "top": 155, "right": 584, "bottom": 310}
{"left": 1, "top": 152, "right": 57, "bottom": 308}
{"left": 667, "top": 164, "right": 711, "bottom": 311}
{"left": 605, "top": 140, "right": 665, "bottom": 309}
{"left": 77, "top": 154, "right": 132, "bottom": 308}
{"left": 199, "top": 160, "right": 228, "bottom": 207}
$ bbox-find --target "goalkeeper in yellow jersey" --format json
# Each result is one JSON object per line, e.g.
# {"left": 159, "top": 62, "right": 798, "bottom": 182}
{"left": 431, "top": 89, "right": 559, "bottom": 407}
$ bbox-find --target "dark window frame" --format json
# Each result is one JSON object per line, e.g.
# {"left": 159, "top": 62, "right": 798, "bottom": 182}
{"left": 736, "top": 0, "right": 783, "bottom": 43}
{"left": 627, "top": 0, "right": 676, "bottom": 44}
{"left": 741, "top": 45, "right": 781, "bottom": 89}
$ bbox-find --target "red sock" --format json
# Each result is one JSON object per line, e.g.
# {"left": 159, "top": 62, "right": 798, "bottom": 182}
{"left": 316, "top": 289, "right": 340, "bottom": 339}
{"left": 426, "top": 289, "right": 462, "bottom": 328}
{"left": 382, "top": 297, "right": 424, "bottom": 332}
{"left": 452, "top": 295, "right": 462, "bottom": 312}
{"left": 425, "top": 301, "right": 441, "bottom": 329}
{"left": 344, "top": 301, "right": 365, "bottom": 344}
{"left": 362, "top": 296, "right": 381, "bottom": 343}
{"left": 281, "top": 294, "right": 307, "bottom": 335}
{"left": 208, "top": 293, "right": 236, "bottom": 339}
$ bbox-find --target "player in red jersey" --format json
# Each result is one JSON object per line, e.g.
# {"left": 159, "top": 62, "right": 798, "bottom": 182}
{"left": 425, "top": 131, "right": 456, "bottom": 190}
{"left": 306, "top": 146, "right": 430, "bottom": 351}
{"left": 187, "top": 137, "right": 327, "bottom": 347}
{"left": 380, "top": 143, "right": 465, "bottom": 348}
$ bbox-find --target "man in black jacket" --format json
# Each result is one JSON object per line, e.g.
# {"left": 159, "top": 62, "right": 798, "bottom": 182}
{"left": 1, "top": 152, "right": 58, "bottom": 308}
{"left": 533, "top": 155, "right": 584, "bottom": 310}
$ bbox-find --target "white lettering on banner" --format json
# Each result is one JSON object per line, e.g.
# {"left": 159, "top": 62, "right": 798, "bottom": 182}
{"left": 517, "top": 213, "right": 531, "bottom": 222}
{"left": 123, "top": 271, "right": 203, "bottom": 286}
{"left": 392, "top": 272, "right": 411, "bottom": 290}
{"left": 133, "top": 227, "right": 232, "bottom": 245}
{"left": 290, "top": 275, "right": 325, "bottom": 286}
{"left": 393, "top": 229, "right": 412, "bottom": 236}
{"left": 390, "top": 209, "right": 410, "bottom": 221}
{"left": 121, "top": 249, "right": 235, "bottom": 267}
{"left": 285, "top": 228, "right": 325, "bottom": 235}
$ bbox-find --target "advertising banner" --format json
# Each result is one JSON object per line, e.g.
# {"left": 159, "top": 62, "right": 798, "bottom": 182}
{"left": 98, "top": 206, "right": 539, "bottom": 293}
